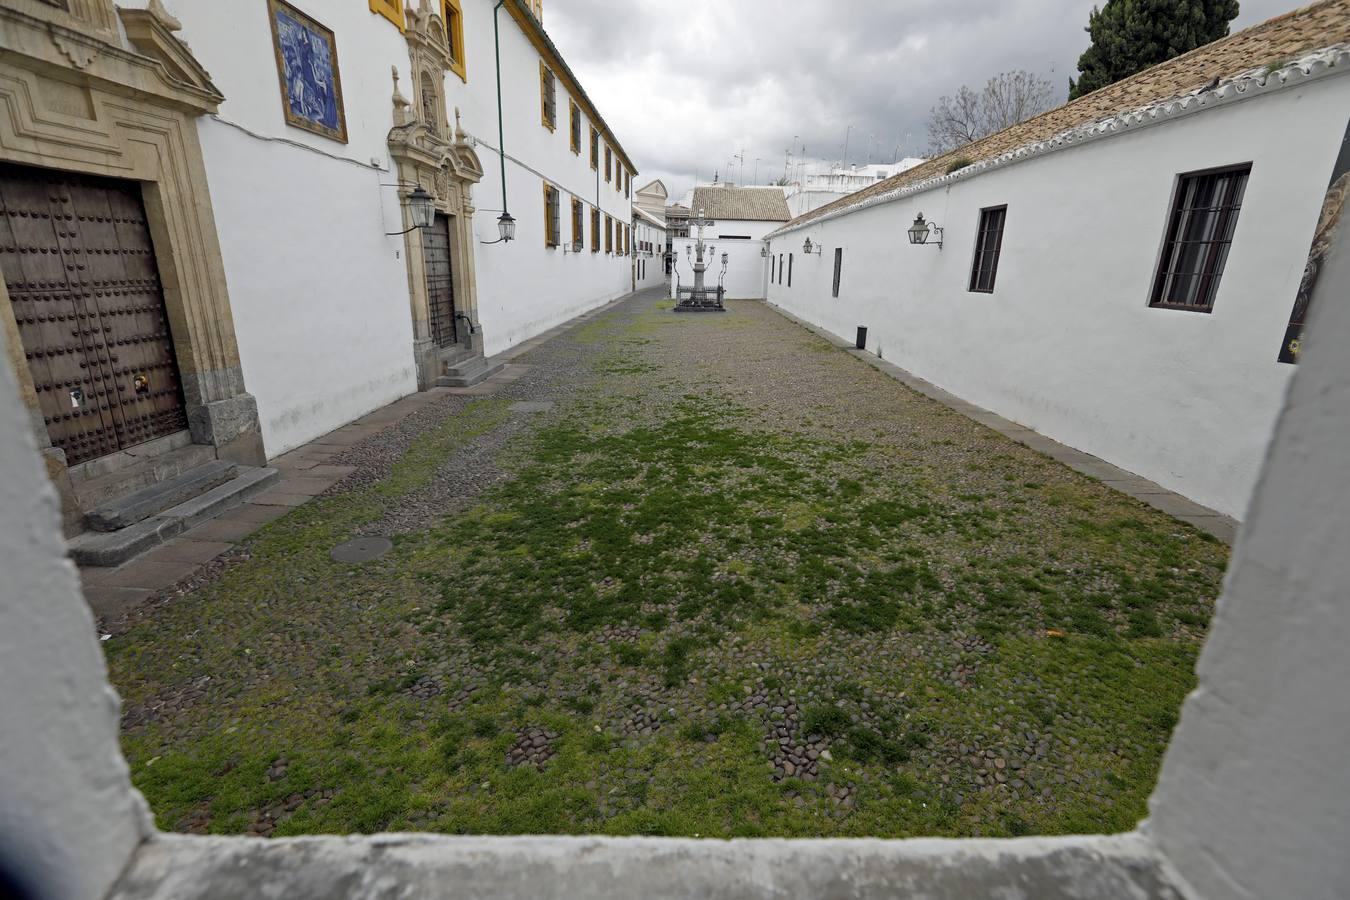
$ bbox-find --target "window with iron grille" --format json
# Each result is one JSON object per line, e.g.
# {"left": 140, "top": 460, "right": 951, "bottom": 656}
{"left": 788, "top": 253, "right": 793, "bottom": 287}
{"left": 590, "top": 127, "right": 599, "bottom": 170}
{"left": 1149, "top": 164, "right": 1251, "bottom": 312}
{"left": 539, "top": 64, "right": 557, "bottom": 130}
{"left": 591, "top": 207, "right": 600, "bottom": 252}
{"left": 571, "top": 197, "right": 583, "bottom": 250}
{"left": 543, "top": 184, "right": 560, "bottom": 247}
{"left": 968, "top": 205, "right": 1006, "bottom": 293}
{"left": 605, "top": 215, "right": 613, "bottom": 253}
{"left": 832, "top": 248, "right": 843, "bottom": 297}
{"left": 605, "top": 146, "right": 612, "bottom": 182}
{"left": 569, "top": 102, "right": 581, "bottom": 154}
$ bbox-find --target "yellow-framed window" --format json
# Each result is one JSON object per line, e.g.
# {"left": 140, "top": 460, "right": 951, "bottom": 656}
{"left": 539, "top": 62, "right": 557, "bottom": 130}
{"left": 443, "top": 0, "right": 466, "bottom": 81}
{"left": 604, "top": 145, "right": 612, "bottom": 182}
{"left": 370, "top": 0, "right": 405, "bottom": 30}
{"left": 571, "top": 197, "right": 583, "bottom": 249}
{"left": 625, "top": 225, "right": 631, "bottom": 256}
{"left": 590, "top": 127, "right": 599, "bottom": 170}
{"left": 569, "top": 102, "right": 581, "bottom": 155}
{"left": 605, "top": 215, "right": 613, "bottom": 253}
{"left": 543, "top": 183, "right": 560, "bottom": 247}
{"left": 591, "top": 207, "right": 600, "bottom": 253}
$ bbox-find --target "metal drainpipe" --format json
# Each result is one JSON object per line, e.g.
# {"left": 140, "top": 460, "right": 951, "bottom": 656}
{"left": 493, "top": 0, "right": 508, "bottom": 222}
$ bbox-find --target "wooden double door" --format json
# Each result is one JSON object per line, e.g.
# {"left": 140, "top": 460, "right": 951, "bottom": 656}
{"left": 421, "top": 213, "right": 458, "bottom": 349}
{"left": 0, "top": 163, "right": 187, "bottom": 466}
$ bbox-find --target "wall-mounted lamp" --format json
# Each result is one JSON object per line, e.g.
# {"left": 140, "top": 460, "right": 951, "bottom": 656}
{"left": 385, "top": 184, "right": 436, "bottom": 235}
{"left": 482, "top": 211, "right": 516, "bottom": 246}
{"left": 721, "top": 252, "right": 729, "bottom": 266}
{"left": 760, "top": 246, "right": 769, "bottom": 258}
{"left": 908, "top": 213, "right": 943, "bottom": 249}
{"left": 803, "top": 237, "right": 822, "bottom": 255}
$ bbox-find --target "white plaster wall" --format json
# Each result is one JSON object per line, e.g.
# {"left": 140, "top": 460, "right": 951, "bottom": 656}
{"left": 1147, "top": 193, "right": 1350, "bottom": 899}
{"left": 451, "top": 0, "right": 636, "bottom": 356}
{"left": 0, "top": 333, "right": 149, "bottom": 900}
{"left": 768, "top": 77, "right": 1350, "bottom": 518}
{"left": 165, "top": 0, "right": 419, "bottom": 456}
{"left": 671, "top": 238, "right": 767, "bottom": 300}
{"left": 633, "top": 220, "right": 667, "bottom": 290}
{"left": 711, "top": 218, "right": 785, "bottom": 241}
{"left": 787, "top": 190, "right": 849, "bottom": 217}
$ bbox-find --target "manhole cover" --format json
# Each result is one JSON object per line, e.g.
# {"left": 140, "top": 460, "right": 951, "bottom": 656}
{"left": 510, "top": 400, "right": 555, "bottom": 413}
{"left": 330, "top": 537, "right": 393, "bottom": 564}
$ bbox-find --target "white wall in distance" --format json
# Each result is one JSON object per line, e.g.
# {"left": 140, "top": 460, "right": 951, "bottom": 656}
{"left": 768, "top": 76, "right": 1350, "bottom": 518}
{"left": 671, "top": 238, "right": 767, "bottom": 300}
{"left": 168, "top": 0, "right": 419, "bottom": 456}
{"left": 454, "top": 0, "right": 636, "bottom": 356}
{"left": 710, "top": 218, "right": 785, "bottom": 241}
{"left": 0, "top": 334, "right": 149, "bottom": 900}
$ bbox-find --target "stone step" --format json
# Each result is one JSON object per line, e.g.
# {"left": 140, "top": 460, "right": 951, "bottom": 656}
{"left": 85, "top": 460, "right": 239, "bottom": 532}
{"left": 69, "top": 466, "right": 279, "bottom": 567}
{"left": 70, "top": 440, "right": 217, "bottom": 511}
{"left": 436, "top": 354, "right": 505, "bottom": 388}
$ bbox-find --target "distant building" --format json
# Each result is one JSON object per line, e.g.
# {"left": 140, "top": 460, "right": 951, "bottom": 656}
{"left": 688, "top": 185, "right": 791, "bottom": 241}
{"left": 632, "top": 205, "right": 668, "bottom": 290}
{"left": 786, "top": 161, "right": 925, "bottom": 217}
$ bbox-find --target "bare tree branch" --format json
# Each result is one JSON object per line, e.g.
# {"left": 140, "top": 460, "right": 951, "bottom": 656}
{"left": 927, "top": 70, "right": 1057, "bottom": 156}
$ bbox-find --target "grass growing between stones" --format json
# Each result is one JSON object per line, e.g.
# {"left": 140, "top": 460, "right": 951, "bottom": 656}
{"left": 108, "top": 297, "right": 1229, "bottom": 840}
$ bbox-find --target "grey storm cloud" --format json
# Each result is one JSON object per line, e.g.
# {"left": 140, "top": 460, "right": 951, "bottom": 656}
{"left": 545, "top": 0, "right": 1293, "bottom": 200}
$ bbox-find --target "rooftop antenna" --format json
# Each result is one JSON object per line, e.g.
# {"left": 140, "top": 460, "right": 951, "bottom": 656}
{"left": 842, "top": 125, "right": 853, "bottom": 168}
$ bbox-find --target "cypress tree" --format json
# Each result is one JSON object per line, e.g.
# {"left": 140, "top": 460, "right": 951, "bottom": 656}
{"left": 1069, "top": 0, "right": 1240, "bottom": 100}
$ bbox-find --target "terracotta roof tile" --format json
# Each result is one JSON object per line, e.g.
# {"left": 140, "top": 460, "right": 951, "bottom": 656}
{"left": 690, "top": 186, "right": 792, "bottom": 222}
{"left": 780, "top": 0, "right": 1350, "bottom": 232}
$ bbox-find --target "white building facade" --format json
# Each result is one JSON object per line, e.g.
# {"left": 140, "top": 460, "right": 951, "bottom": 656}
{"left": 632, "top": 206, "right": 667, "bottom": 291}
{"left": 0, "top": 0, "right": 640, "bottom": 531}
{"left": 766, "top": 22, "right": 1350, "bottom": 519}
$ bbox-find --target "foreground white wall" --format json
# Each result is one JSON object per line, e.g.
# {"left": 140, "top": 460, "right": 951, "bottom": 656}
{"left": 1147, "top": 198, "right": 1350, "bottom": 898}
{"left": 0, "top": 335, "right": 150, "bottom": 900}
{"left": 169, "top": 0, "right": 418, "bottom": 456}
{"left": 768, "top": 76, "right": 1350, "bottom": 517}
{"left": 671, "top": 238, "right": 767, "bottom": 300}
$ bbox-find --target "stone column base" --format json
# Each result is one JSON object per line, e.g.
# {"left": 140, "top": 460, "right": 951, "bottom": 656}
{"left": 187, "top": 393, "right": 266, "bottom": 466}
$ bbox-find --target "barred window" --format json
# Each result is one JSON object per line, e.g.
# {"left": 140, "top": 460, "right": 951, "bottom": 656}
{"left": 1150, "top": 165, "right": 1251, "bottom": 312}
{"left": 968, "top": 206, "right": 1006, "bottom": 293}
{"left": 543, "top": 184, "right": 560, "bottom": 247}
{"left": 539, "top": 64, "right": 557, "bottom": 130}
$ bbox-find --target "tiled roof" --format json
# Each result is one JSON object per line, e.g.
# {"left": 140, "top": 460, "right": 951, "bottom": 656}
{"left": 774, "top": 0, "right": 1350, "bottom": 236}
{"left": 666, "top": 204, "right": 690, "bottom": 218}
{"left": 690, "top": 186, "right": 792, "bottom": 222}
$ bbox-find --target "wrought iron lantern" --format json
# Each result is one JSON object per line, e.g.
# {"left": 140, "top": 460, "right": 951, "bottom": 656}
{"left": 760, "top": 246, "right": 769, "bottom": 258}
{"left": 803, "top": 237, "right": 822, "bottom": 255}
{"left": 408, "top": 185, "right": 436, "bottom": 229}
{"left": 721, "top": 252, "right": 729, "bottom": 265}
{"left": 908, "top": 213, "right": 943, "bottom": 249}
{"left": 496, "top": 212, "right": 517, "bottom": 243}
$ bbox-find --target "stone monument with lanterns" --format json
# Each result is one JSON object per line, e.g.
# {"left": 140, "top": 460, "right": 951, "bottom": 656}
{"left": 674, "top": 208, "right": 727, "bottom": 312}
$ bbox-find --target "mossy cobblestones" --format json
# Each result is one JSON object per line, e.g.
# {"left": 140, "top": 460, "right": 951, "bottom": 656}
{"left": 107, "top": 294, "right": 1228, "bottom": 840}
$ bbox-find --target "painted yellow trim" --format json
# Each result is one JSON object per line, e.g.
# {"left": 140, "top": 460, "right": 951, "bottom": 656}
{"left": 543, "top": 182, "right": 560, "bottom": 247}
{"left": 591, "top": 206, "right": 600, "bottom": 253}
{"left": 369, "top": 0, "right": 405, "bottom": 30}
{"left": 539, "top": 61, "right": 556, "bottom": 131}
{"left": 443, "top": 0, "right": 467, "bottom": 82}
{"left": 569, "top": 101, "right": 581, "bottom": 155}
{"left": 502, "top": 0, "right": 637, "bottom": 175}
{"left": 571, "top": 196, "right": 583, "bottom": 247}
{"left": 589, "top": 127, "right": 599, "bottom": 171}
{"left": 604, "top": 145, "right": 611, "bottom": 183}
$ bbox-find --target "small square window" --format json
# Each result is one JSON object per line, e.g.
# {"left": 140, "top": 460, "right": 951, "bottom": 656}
{"left": 968, "top": 206, "right": 1006, "bottom": 293}
{"left": 1149, "top": 165, "right": 1251, "bottom": 313}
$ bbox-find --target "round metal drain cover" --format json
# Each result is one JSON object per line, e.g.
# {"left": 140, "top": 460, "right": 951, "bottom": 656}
{"left": 330, "top": 537, "right": 393, "bottom": 564}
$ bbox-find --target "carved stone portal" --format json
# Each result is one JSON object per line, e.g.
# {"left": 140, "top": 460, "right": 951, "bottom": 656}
{"left": 389, "top": 1, "right": 485, "bottom": 390}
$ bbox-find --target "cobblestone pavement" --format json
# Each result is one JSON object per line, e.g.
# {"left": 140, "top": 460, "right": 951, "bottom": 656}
{"left": 104, "top": 288, "right": 1229, "bottom": 840}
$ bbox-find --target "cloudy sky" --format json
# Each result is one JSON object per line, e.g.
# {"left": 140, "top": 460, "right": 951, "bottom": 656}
{"left": 547, "top": 0, "right": 1292, "bottom": 202}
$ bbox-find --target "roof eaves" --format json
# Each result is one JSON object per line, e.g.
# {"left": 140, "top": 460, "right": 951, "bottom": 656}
{"left": 767, "top": 43, "right": 1350, "bottom": 240}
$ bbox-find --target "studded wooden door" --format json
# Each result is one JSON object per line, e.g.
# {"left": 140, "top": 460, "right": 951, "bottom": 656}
{"left": 0, "top": 163, "right": 187, "bottom": 466}
{"left": 421, "top": 213, "right": 457, "bottom": 349}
